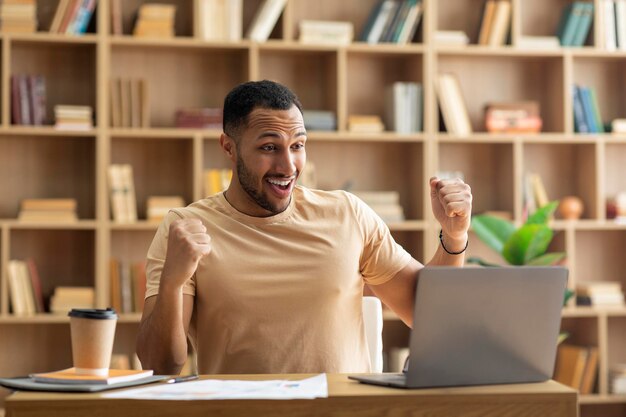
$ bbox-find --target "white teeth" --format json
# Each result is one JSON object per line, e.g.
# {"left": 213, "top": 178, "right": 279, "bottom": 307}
{"left": 267, "top": 179, "right": 291, "bottom": 186}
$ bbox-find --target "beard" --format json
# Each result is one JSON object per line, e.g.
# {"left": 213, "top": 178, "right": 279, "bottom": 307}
{"left": 236, "top": 153, "right": 296, "bottom": 215}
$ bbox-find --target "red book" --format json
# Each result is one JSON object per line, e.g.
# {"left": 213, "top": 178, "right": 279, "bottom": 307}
{"left": 26, "top": 259, "right": 45, "bottom": 313}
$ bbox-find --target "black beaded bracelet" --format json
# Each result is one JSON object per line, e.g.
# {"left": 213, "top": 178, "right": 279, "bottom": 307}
{"left": 439, "top": 230, "right": 468, "bottom": 255}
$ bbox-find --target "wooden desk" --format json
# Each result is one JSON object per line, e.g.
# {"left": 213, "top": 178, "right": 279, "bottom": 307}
{"left": 6, "top": 374, "right": 578, "bottom": 417}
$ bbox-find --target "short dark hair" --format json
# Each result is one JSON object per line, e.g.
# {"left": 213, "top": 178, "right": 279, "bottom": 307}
{"left": 223, "top": 80, "right": 303, "bottom": 139}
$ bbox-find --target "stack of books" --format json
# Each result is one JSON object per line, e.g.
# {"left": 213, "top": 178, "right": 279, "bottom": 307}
{"left": 299, "top": 20, "right": 354, "bottom": 45}
{"left": 484, "top": 101, "right": 542, "bottom": 133}
{"left": 6, "top": 259, "right": 43, "bottom": 316}
{"left": 198, "top": 0, "right": 242, "bottom": 41}
{"left": 477, "top": 0, "right": 512, "bottom": 46}
{"left": 146, "top": 196, "right": 185, "bottom": 223}
{"left": 107, "top": 164, "right": 137, "bottom": 223}
{"left": 360, "top": 0, "right": 423, "bottom": 44}
{"left": 49, "top": 0, "right": 97, "bottom": 34}
{"left": 348, "top": 115, "right": 384, "bottom": 133}
{"left": 11, "top": 74, "right": 46, "bottom": 126}
{"left": 433, "top": 31, "right": 469, "bottom": 46}
{"left": 110, "top": 78, "right": 149, "bottom": 128}
{"left": 576, "top": 281, "right": 625, "bottom": 307}
{"left": 0, "top": 0, "right": 36, "bottom": 33}
{"left": 18, "top": 198, "right": 78, "bottom": 223}
{"left": 384, "top": 82, "right": 423, "bottom": 134}
{"left": 204, "top": 169, "right": 232, "bottom": 196}
{"left": 49, "top": 286, "right": 95, "bottom": 314}
{"left": 352, "top": 191, "right": 405, "bottom": 223}
{"left": 554, "top": 344, "right": 599, "bottom": 394}
{"left": 133, "top": 4, "right": 176, "bottom": 38}
{"left": 54, "top": 105, "right": 93, "bottom": 130}
{"left": 610, "top": 364, "right": 626, "bottom": 394}
{"left": 175, "top": 108, "right": 222, "bottom": 129}
{"left": 303, "top": 110, "right": 336, "bottom": 131}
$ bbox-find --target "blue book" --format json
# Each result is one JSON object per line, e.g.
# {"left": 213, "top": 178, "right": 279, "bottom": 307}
{"left": 572, "top": 86, "right": 589, "bottom": 133}
{"left": 360, "top": 1, "right": 385, "bottom": 41}
{"left": 579, "top": 86, "right": 598, "bottom": 133}
{"left": 572, "top": 3, "right": 594, "bottom": 46}
{"left": 558, "top": 3, "right": 583, "bottom": 46}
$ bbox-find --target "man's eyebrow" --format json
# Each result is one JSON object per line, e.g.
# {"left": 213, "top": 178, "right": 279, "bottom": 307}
{"left": 256, "top": 130, "right": 308, "bottom": 140}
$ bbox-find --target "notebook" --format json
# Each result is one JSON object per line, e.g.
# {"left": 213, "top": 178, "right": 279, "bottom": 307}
{"left": 349, "top": 266, "right": 568, "bottom": 388}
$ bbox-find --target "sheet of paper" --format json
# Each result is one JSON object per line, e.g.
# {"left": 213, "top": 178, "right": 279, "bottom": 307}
{"left": 102, "top": 374, "right": 328, "bottom": 400}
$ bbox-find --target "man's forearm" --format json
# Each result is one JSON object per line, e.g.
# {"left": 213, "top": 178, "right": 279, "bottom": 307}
{"left": 136, "top": 284, "right": 189, "bottom": 374}
{"left": 426, "top": 232, "right": 467, "bottom": 267}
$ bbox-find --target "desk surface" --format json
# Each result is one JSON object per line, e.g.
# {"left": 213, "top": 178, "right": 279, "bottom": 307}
{"left": 6, "top": 374, "right": 578, "bottom": 417}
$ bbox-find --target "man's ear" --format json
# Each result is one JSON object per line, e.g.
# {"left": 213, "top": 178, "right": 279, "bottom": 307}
{"left": 220, "top": 133, "right": 236, "bottom": 161}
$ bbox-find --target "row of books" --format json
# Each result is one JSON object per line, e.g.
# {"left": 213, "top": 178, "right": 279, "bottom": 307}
{"left": 133, "top": 4, "right": 175, "bottom": 38}
{"left": 554, "top": 344, "right": 598, "bottom": 394}
{"left": 175, "top": 107, "right": 221, "bottom": 129}
{"left": 384, "top": 82, "right": 423, "bottom": 134}
{"left": 485, "top": 101, "right": 542, "bottom": 134}
{"left": 11, "top": 74, "right": 46, "bottom": 126}
{"left": 522, "top": 172, "right": 551, "bottom": 220}
{"left": 576, "top": 280, "right": 625, "bottom": 307}
{"left": 597, "top": 0, "right": 626, "bottom": 50}
{"left": 303, "top": 110, "right": 337, "bottom": 131}
{"left": 360, "top": 0, "right": 423, "bottom": 45}
{"left": 478, "top": 0, "right": 511, "bottom": 46}
{"left": 18, "top": 198, "right": 78, "bottom": 223}
{"left": 49, "top": 0, "right": 97, "bottom": 35}
{"left": 108, "top": 164, "right": 138, "bottom": 223}
{"left": 573, "top": 85, "right": 605, "bottom": 134}
{"left": 1, "top": 0, "right": 36, "bottom": 33}
{"left": 557, "top": 2, "right": 594, "bottom": 47}
{"left": 6, "top": 259, "right": 43, "bottom": 315}
{"left": 110, "top": 78, "right": 150, "bottom": 128}
{"left": 110, "top": 259, "right": 146, "bottom": 314}
{"left": 436, "top": 73, "right": 472, "bottom": 136}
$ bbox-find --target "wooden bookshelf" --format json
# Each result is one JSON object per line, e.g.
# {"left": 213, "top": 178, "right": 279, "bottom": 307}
{"left": 0, "top": 1, "right": 625, "bottom": 415}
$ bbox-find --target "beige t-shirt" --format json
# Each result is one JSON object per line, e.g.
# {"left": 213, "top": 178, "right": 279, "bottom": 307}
{"left": 145, "top": 186, "right": 412, "bottom": 374}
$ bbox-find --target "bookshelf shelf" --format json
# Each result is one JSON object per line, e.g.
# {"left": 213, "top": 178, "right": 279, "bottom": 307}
{"left": 0, "top": 313, "right": 142, "bottom": 325}
{"left": 0, "top": 1, "right": 624, "bottom": 413}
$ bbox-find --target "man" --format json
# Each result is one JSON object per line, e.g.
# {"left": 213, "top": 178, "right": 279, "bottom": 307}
{"left": 136, "top": 80, "right": 472, "bottom": 375}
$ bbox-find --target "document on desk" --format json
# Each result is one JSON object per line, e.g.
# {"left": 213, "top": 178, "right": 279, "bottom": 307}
{"left": 102, "top": 374, "right": 328, "bottom": 400}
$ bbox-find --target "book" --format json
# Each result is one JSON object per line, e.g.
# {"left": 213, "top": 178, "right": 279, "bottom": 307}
{"left": 246, "top": 0, "right": 287, "bottom": 42}
{"left": 299, "top": 20, "right": 354, "bottom": 45}
{"left": 488, "top": 0, "right": 511, "bottom": 46}
{"left": 436, "top": 73, "right": 472, "bottom": 136}
{"left": 554, "top": 344, "right": 588, "bottom": 389}
{"left": 478, "top": 0, "right": 497, "bottom": 45}
{"left": 31, "top": 368, "right": 154, "bottom": 385}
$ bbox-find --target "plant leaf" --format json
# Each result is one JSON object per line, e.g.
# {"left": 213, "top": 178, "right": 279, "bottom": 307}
{"left": 471, "top": 215, "right": 515, "bottom": 254}
{"left": 467, "top": 257, "right": 501, "bottom": 267}
{"left": 502, "top": 224, "right": 553, "bottom": 265}
{"left": 526, "top": 201, "right": 559, "bottom": 225}
{"left": 527, "top": 252, "right": 566, "bottom": 266}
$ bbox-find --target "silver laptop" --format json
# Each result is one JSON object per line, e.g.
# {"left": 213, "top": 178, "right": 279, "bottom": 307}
{"left": 349, "top": 266, "right": 568, "bottom": 388}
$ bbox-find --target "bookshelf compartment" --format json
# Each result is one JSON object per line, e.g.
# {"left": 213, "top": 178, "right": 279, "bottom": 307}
{"left": 574, "top": 230, "right": 626, "bottom": 285}
{"left": 110, "top": 45, "right": 249, "bottom": 128}
{"left": 572, "top": 57, "right": 626, "bottom": 130}
{"left": 438, "top": 142, "right": 514, "bottom": 216}
{"left": 523, "top": 143, "right": 597, "bottom": 219}
{"left": 10, "top": 41, "right": 96, "bottom": 126}
{"left": 435, "top": 0, "right": 484, "bottom": 44}
{"left": 289, "top": 0, "right": 389, "bottom": 43}
{"left": 0, "top": 135, "right": 95, "bottom": 219}
{"left": 114, "top": 0, "right": 193, "bottom": 37}
{"left": 605, "top": 144, "right": 626, "bottom": 210}
{"left": 306, "top": 141, "right": 424, "bottom": 220}
{"left": 111, "top": 137, "right": 194, "bottom": 220}
{"left": 258, "top": 49, "right": 338, "bottom": 116}
{"left": 436, "top": 54, "right": 565, "bottom": 133}
{"left": 8, "top": 229, "right": 95, "bottom": 312}
{"left": 346, "top": 51, "right": 423, "bottom": 132}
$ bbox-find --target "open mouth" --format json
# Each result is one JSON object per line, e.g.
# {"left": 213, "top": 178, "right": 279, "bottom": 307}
{"left": 266, "top": 177, "right": 294, "bottom": 197}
